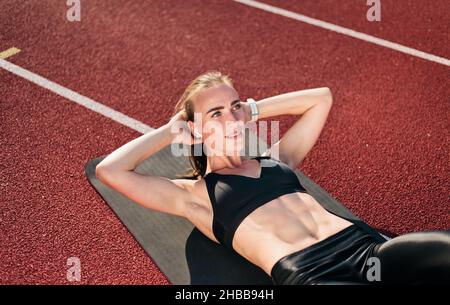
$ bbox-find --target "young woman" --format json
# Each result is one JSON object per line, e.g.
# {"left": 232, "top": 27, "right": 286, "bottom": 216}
{"left": 96, "top": 71, "right": 450, "bottom": 285}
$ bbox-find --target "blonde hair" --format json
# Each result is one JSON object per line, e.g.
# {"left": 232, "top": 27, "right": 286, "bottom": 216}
{"left": 174, "top": 70, "right": 234, "bottom": 179}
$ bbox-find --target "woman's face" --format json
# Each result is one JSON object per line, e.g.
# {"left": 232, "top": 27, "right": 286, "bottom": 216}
{"left": 190, "top": 83, "right": 247, "bottom": 157}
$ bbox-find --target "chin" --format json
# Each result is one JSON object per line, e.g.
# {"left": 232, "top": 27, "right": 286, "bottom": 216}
{"left": 224, "top": 137, "right": 245, "bottom": 156}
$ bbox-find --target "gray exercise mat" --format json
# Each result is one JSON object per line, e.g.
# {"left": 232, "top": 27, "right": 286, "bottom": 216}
{"left": 85, "top": 135, "right": 388, "bottom": 285}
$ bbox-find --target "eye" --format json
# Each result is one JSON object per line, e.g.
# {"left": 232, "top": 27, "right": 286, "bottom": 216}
{"left": 212, "top": 111, "right": 221, "bottom": 118}
{"left": 232, "top": 102, "right": 242, "bottom": 111}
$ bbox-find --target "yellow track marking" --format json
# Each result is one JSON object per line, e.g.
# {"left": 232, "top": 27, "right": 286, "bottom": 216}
{"left": 0, "top": 47, "right": 21, "bottom": 59}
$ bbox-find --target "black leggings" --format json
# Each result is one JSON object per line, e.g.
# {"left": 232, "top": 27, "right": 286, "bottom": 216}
{"left": 270, "top": 224, "right": 450, "bottom": 285}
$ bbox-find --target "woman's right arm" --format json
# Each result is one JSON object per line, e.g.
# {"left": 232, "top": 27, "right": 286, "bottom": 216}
{"left": 95, "top": 113, "right": 195, "bottom": 217}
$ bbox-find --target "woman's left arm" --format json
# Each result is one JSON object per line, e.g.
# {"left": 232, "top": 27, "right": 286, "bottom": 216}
{"left": 255, "top": 87, "right": 333, "bottom": 169}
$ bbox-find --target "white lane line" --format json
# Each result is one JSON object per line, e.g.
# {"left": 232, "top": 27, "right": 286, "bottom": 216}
{"left": 233, "top": 0, "right": 450, "bottom": 67}
{"left": 0, "top": 58, "right": 154, "bottom": 134}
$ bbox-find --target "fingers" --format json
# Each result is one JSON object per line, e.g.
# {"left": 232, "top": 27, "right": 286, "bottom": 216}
{"left": 242, "top": 102, "right": 251, "bottom": 123}
{"left": 179, "top": 110, "right": 188, "bottom": 121}
{"left": 168, "top": 110, "right": 188, "bottom": 127}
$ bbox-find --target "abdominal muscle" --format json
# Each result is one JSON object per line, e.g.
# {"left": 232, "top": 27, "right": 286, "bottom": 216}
{"left": 231, "top": 192, "right": 354, "bottom": 276}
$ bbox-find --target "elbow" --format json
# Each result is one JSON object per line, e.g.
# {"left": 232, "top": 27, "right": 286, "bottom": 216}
{"left": 323, "top": 87, "right": 333, "bottom": 104}
{"left": 95, "top": 164, "right": 114, "bottom": 184}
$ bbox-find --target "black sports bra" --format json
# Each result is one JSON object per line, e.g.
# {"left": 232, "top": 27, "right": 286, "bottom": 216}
{"left": 204, "top": 156, "right": 308, "bottom": 250}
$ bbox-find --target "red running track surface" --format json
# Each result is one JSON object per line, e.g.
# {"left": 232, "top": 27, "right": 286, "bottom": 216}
{"left": 1, "top": 0, "right": 449, "bottom": 284}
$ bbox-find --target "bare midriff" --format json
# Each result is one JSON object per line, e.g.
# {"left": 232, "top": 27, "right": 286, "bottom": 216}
{"left": 230, "top": 191, "right": 354, "bottom": 276}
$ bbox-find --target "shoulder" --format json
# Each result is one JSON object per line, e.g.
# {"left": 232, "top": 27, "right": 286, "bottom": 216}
{"left": 171, "top": 177, "right": 211, "bottom": 210}
{"left": 173, "top": 178, "right": 219, "bottom": 243}
{"left": 171, "top": 177, "right": 198, "bottom": 192}
{"left": 260, "top": 151, "right": 289, "bottom": 167}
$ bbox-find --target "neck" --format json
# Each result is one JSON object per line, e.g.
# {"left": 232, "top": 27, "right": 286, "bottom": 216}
{"left": 205, "top": 154, "right": 246, "bottom": 175}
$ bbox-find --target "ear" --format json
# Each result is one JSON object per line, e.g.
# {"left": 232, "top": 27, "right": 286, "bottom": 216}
{"left": 187, "top": 121, "right": 202, "bottom": 140}
{"left": 186, "top": 120, "right": 196, "bottom": 133}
